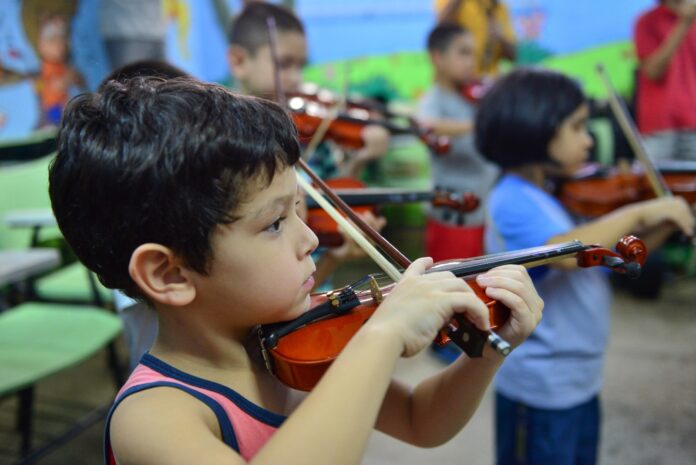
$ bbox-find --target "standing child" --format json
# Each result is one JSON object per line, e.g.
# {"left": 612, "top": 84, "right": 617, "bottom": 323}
{"left": 227, "top": 2, "right": 391, "bottom": 180}
{"left": 475, "top": 68, "right": 694, "bottom": 465}
{"left": 418, "top": 23, "right": 500, "bottom": 273}
{"left": 49, "top": 77, "right": 543, "bottom": 465}
{"left": 227, "top": 2, "right": 388, "bottom": 288}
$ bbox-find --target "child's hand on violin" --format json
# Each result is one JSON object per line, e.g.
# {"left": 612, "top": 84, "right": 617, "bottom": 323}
{"left": 475, "top": 265, "right": 544, "bottom": 350}
{"left": 367, "top": 257, "right": 491, "bottom": 358}
{"left": 359, "top": 124, "right": 390, "bottom": 161}
{"left": 634, "top": 197, "right": 694, "bottom": 237}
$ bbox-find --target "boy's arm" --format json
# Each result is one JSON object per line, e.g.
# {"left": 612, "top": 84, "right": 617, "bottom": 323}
{"left": 375, "top": 266, "right": 542, "bottom": 446}
{"left": 109, "top": 332, "right": 404, "bottom": 465}
{"left": 420, "top": 118, "right": 473, "bottom": 137}
{"left": 112, "top": 259, "right": 500, "bottom": 465}
{"left": 110, "top": 387, "right": 251, "bottom": 465}
{"left": 639, "top": 3, "right": 696, "bottom": 81}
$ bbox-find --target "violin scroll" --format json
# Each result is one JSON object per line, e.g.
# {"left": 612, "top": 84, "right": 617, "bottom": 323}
{"left": 576, "top": 235, "right": 646, "bottom": 278}
{"left": 431, "top": 190, "right": 480, "bottom": 213}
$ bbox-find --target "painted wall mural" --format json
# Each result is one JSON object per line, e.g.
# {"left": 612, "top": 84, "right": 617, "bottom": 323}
{"left": 0, "top": 0, "right": 656, "bottom": 142}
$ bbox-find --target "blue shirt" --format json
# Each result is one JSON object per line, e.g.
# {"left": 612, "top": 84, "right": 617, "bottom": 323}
{"left": 485, "top": 174, "right": 612, "bottom": 409}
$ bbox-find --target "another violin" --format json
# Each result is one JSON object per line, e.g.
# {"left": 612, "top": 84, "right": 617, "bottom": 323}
{"left": 259, "top": 235, "right": 646, "bottom": 391}
{"left": 559, "top": 162, "right": 696, "bottom": 217}
{"left": 558, "top": 64, "right": 696, "bottom": 217}
{"left": 460, "top": 78, "right": 494, "bottom": 105}
{"left": 306, "top": 177, "right": 480, "bottom": 247}
{"left": 286, "top": 84, "right": 451, "bottom": 155}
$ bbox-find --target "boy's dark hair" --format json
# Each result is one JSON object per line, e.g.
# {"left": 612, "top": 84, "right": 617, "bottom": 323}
{"left": 49, "top": 78, "right": 300, "bottom": 299}
{"left": 228, "top": 2, "right": 304, "bottom": 55}
{"left": 98, "top": 60, "right": 189, "bottom": 92}
{"left": 426, "top": 22, "right": 469, "bottom": 53}
{"left": 475, "top": 68, "right": 585, "bottom": 168}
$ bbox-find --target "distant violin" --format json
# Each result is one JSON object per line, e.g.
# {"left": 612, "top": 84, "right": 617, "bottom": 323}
{"left": 286, "top": 84, "right": 451, "bottom": 154}
{"left": 558, "top": 161, "right": 696, "bottom": 217}
{"left": 306, "top": 177, "right": 480, "bottom": 247}
{"left": 559, "top": 64, "right": 696, "bottom": 217}
{"left": 460, "top": 78, "right": 494, "bottom": 104}
{"left": 259, "top": 235, "right": 647, "bottom": 391}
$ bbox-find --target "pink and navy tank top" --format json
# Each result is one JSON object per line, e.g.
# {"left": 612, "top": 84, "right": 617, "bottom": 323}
{"left": 104, "top": 353, "right": 285, "bottom": 464}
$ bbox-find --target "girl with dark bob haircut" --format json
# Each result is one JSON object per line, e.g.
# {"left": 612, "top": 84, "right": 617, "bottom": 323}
{"left": 476, "top": 67, "right": 693, "bottom": 465}
{"left": 475, "top": 67, "right": 585, "bottom": 168}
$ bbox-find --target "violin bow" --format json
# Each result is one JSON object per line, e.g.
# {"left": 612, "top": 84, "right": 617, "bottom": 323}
{"left": 265, "top": 16, "right": 405, "bottom": 277}
{"left": 266, "top": 16, "right": 510, "bottom": 356}
{"left": 595, "top": 62, "right": 672, "bottom": 198}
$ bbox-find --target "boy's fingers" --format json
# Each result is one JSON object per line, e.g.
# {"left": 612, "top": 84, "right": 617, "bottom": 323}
{"left": 448, "top": 292, "right": 490, "bottom": 331}
{"left": 401, "top": 257, "right": 434, "bottom": 280}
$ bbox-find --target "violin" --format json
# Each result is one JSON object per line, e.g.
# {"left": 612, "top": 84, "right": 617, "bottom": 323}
{"left": 259, "top": 235, "right": 647, "bottom": 391}
{"left": 286, "top": 84, "right": 451, "bottom": 155}
{"left": 558, "top": 64, "right": 696, "bottom": 217}
{"left": 460, "top": 78, "right": 494, "bottom": 105}
{"left": 559, "top": 161, "right": 696, "bottom": 217}
{"left": 306, "top": 177, "right": 480, "bottom": 247}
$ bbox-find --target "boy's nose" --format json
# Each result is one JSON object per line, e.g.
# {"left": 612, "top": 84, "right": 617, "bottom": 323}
{"left": 300, "top": 220, "right": 319, "bottom": 257}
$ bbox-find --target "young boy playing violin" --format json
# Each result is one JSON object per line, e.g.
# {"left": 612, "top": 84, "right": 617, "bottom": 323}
{"left": 49, "top": 77, "right": 543, "bottom": 465}
{"left": 418, "top": 23, "right": 500, "bottom": 262}
{"left": 475, "top": 68, "right": 694, "bottom": 465}
{"left": 227, "top": 2, "right": 390, "bottom": 180}
{"left": 227, "top": 2, "right": 388, "bottom": 289}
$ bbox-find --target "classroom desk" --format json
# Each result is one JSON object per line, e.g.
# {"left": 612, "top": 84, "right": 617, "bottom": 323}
{"left": 0, "top": 249, "right": 60, "bottom": 287}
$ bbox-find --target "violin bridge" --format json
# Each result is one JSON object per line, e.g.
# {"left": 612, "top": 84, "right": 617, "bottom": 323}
{"left": 368, "top": 275, "right": 383, "bottom": 304}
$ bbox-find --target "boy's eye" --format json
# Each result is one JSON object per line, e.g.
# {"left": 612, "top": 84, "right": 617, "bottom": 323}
{"left": 265, "top": 216, "right": 286, "bottom": 233}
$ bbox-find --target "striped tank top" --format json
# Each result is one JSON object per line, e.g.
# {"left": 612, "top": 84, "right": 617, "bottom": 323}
{"left": 104, "top": 353, "right": 285, "bottom": 464}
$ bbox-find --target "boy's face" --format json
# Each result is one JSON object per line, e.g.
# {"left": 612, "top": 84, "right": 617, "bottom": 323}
{"left": 548, "top": 103, "right": 593, "bottom": 176}
{"left": 229, "top": 31, "right": 308, "bottom": 97}
{"left": 434, "top": 32, "right": 476, "bottom": 85}
{"left": 192, "top": 166, "right": 318, "bottom": 328}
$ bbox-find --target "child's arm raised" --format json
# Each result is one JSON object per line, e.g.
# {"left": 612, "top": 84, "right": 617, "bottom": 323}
{"left": 373, "top": 264, "right": 542, "bottom": 446}
{"left": 111, "top": 258, "right": 516, "bottom": 465}
{"left": 418, "top": 117, "right": 473, "bottom": 137}
{"left": 548, "top": 197, "right": 694, "bottom": 270}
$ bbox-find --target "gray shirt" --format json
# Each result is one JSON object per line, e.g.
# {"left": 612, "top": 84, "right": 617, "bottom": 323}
{"left": 417, "top": 84, "right": 499, "bottom": 225}
{"left": 100, "top": 0, "right": 165, "bottom": 40}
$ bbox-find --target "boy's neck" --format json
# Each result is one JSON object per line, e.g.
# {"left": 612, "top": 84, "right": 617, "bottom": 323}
{"left": 150, "top": 305, "right": 260, "bottom": 374}
{"left": 434, "top": 73, "right": 461, "bottom": 93}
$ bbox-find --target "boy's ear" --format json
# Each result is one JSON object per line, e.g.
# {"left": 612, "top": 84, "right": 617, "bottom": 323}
{"left": 227, "top": 45, "right": 249, "bottom": 79}
{"left": 129, "top": 244, "right": 196, "bottom": 307}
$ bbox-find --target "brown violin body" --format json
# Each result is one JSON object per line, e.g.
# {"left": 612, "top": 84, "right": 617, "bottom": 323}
{"left": 265, "top": 277, "right": 506, "bottom": 392}
{"left": 559, "top": 162, "right": 696, "bottom": 217}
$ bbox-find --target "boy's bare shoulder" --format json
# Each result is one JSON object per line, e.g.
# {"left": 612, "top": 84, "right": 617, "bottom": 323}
{"left": 110, "top": 386, "right": 246, "bottom": 465}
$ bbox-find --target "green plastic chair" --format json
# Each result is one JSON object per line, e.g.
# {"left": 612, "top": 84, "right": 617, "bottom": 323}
{"left": 0, "top": 154, "right": 113, "bottom": 307}
{"left": 0, "top": 302, "right": 122, "bottom": 457}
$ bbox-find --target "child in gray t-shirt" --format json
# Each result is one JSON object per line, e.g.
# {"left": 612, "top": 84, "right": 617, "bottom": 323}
{"left": 417, "top": 23, "right": 499, "bottom": 263}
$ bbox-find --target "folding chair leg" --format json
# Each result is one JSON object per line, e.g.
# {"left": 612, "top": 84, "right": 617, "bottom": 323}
{"left": 17, "top": 387, "right": 34, "bottom": 454}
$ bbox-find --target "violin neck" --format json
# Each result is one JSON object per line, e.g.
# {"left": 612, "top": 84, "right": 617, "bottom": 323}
{"left": 305, "top": 188, "right": 435, "bottom": 209}
{"left": 430, "top": 241, "right": 587, "bottom": 277}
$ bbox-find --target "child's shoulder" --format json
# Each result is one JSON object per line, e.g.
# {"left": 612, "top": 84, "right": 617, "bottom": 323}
{"left": 109, "top": 385, "right": 224, "bottom": 465}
